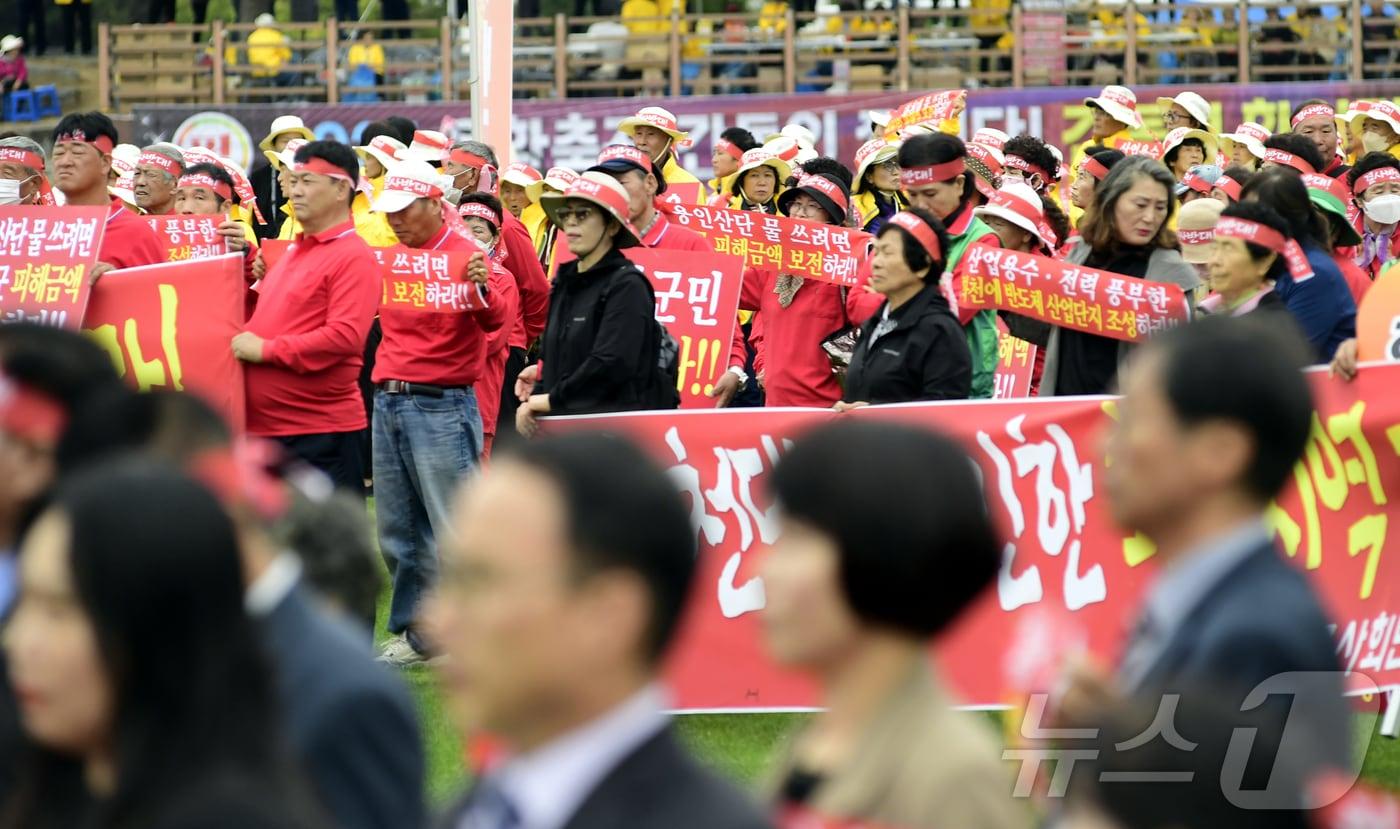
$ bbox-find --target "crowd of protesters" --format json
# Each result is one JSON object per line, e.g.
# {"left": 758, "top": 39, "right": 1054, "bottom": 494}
{"left": 0, "top": 85, "right": 1389, "bottom": 828}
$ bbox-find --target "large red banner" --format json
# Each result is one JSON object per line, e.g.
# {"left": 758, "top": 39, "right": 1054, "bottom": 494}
{"left": 958, "top": 243, "right": 1192, "bottom": 343}
{"left": 664, "top": 204, "right": 871, "bottom": 288}
{"left": 625, "top": 249, "right": 743, "bottom": 410}
{"left": 0, "top": 205, "right": 108, "bottom": 328}
{"left": 544, "top": 363, "right": 1400, "bottom": 711}
{"left": 145, "top": 215, "right": 228, "bottom": 261}
{"left": 82, "top": 254, "right": 248, "bottom": 430}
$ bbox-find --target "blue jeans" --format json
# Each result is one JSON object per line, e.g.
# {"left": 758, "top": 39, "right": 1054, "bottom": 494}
{"left": 373, "top": 387, "right": 482, "bottom": 638}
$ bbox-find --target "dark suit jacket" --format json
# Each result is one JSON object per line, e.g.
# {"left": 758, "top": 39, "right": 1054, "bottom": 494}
{"left": 263, "top": 584, "right": 426, "bottom": 829}
{"left": 1130, "top": 539, "right": 1351, "bottom": 771}
{"left": 440, "top": 726, "right": 774, "bottom": 829}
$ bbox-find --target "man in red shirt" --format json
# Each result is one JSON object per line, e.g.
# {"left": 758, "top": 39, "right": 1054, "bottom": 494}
{"left": 231, "top": 141, "right": 380, "bottom": 494}
{"left": 442, "top": 139, "right": 549, "bottom": 448}
{"left": 369, "top": 159, "right": 503, "bottom": 666}
{"left": 49, "top": 112, "right": 165, "bottom": 276}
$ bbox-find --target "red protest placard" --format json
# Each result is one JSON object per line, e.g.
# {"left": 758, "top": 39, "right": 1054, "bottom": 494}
{"left": 657, "top": 181, "right": 703, "bottom": 207}
{"left": 957, "top": 243, "right": 1191, "bottom": 342}
{"left": 543, "top": 362, "right": 1400, "bottom": 710}
{"left": 994, "top": 334, "right": 1037, "bottom": 399}
{"left": 82, "top": 253, "right": 248, "bottom": 430}
{"left": 883, "top": 89, "right": 966, "bottom": 140}
{"left": 0, "top": 205, "right": 108, "bottom": 328}
{"left": 624, "top": 249, "right": 743, "bottom": 409}
{"left": 1118, "top": 140, "right": 1164, "bottom": 159}
{"left": 261, "top": 240, "right": 486, "bottom": 313}
{"left": 665, "top": 203, "right": 871, "bottom": 288}
{"left": 145, "top": 214, "right": 228, "bottom": 261}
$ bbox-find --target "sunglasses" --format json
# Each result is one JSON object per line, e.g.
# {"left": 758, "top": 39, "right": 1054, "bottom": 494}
{"left": 555, "top": 205, "right": 600, "bottom": 224}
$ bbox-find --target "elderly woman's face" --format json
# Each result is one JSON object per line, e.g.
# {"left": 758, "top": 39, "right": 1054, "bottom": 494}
{"left": 1207, "top": 236, "right": 1273, "bottom": 301}
{"left": 1111, "top": 175, "right": 1170, "bottom": 245}
{"left": 759, "top": 516, "right": 862, "bottom": 669}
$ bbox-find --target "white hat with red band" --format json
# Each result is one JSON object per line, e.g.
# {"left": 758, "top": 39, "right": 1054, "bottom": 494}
{"left": 1083, "top": 85, "right": 1143, "bottom": 130}
{"left": 1162, "top": 127, "right": 1219, "bottom": 166}
{"left": 1156, "top": 91, "right": 1212, "bottom": 128}
{"left": 853, "top": 138, "right": 900, "bottom": 194}
{"left": 525, "top": 166, "right": 579, "bottom": 203}
{"left": 1338, "top": 100, "right": 1374, "bottom": 131}
{"left": 540, "top": 171, "right": 643, "bottom": 248}
{"left": 1363, "top": 101, "right": 1400, "bottom": 138}
{"left": 356, "top": 135, "right": 407, "bottom": 172}
{"left": 971, "top": 128, "right": 1010, "bottom": 151}
{"left": 733, "top": 149, "right": 793, "bottom": 195}
{"left": 973, "top": 181, "right": 1056, "bottom": 251}
{"left": 266, "top": 137, "right": 309, "bottom": 170}
{"left": 501, "top": 162, "right": 543, "bottom": 190}
{"left": 259, "top": 115, "right": 315, "bottom": 152}
{"left": 1219, "top": 122, "right": 1271, "bottom": 160}
{"left": 617, "top": 106, "right": 691, "bottom": 147}
{"left": 404, "top": 130, "right": 451, "bottom": 164}
{"left": 370, "top": 159, "right": 453, "bottom": 213}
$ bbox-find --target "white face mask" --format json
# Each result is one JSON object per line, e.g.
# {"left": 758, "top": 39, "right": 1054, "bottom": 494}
{"left": 1363, "top": 193, "right": 1400, "bottom": 225}
{"left": 1362, "top": 131, "right": 1393, "bottom": 155}
{"left": 0, "top": 178, "right": 24, "bottom": 206}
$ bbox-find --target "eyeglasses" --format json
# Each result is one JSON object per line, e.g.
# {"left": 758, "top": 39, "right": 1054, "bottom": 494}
{"left": 1162, "top": 111, "right": 1186, "bottom": 125}
{"left": 555, "top": 205, "right": 600, "bottom": 225}
{"left": 877, "top": 160, "right": 900, "bottom": 174}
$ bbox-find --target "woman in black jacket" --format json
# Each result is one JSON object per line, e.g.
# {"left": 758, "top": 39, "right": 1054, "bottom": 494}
{"left": 516, "top": 171, "right": 667, "bottom": 436}
{"left": 836, "top": 207, "right": 972, "bottom": 409}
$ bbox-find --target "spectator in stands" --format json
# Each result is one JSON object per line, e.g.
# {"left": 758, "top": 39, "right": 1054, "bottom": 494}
{"left": 1347, "top": 151, "right": 1400, "bottom": 280}
{"left": 1042, "top": 156, "right": 1198, "bottom": 396}
{"left": 15, "top": 0, "right": 45, "bottom": 58}
{"left": 851, "top": 139, "right": 905, "bottom": 234}
{"left": 1261, "top": 133, "right": 1324, "bottom": 175}
{"left": 1259, "top": 7, "right": 1300, "bottom": 79}
{"left": 1156, "top": 91, "right": 1211, "bottom": 133}
{"left": 146, "top": 0, "right": 174, "bottom": 23}
{"left": 4, "top": 460, "right": 324, "bottom": 829}
{"left": 762, "top": 421, "right": 1025, "bottom": 829}
{"left": 249, "top": 14, "right": 295, "bottom": 87}
{"left": 134, "top": 143, "right": 186, "bottom": 217}
{"left": 0, "top": 136, "right": 48, "bottom": 206}
{"left": 1360, "top": 100, "right": 1400, "bottom": 158}
{"left": 709, "top": 126, "right": 758, "bottom": 205}
{"left": 0, "top": 37, "right": 28, "bottom": 96}
{"left": 730, "top": 148, "right": 790, "bottom": 213}
{"left": 1219, "top": 122, "right": 1270, "bottom": 171}
{"left": 346, "top": 28, "right": 385, "bottom": 88}
{"left": 337, "top": 0, "right": 361, "bottom": 24}
{"left": 1211, "top": 165, "right": 1251, "bottom": 203}
{"left": 1199, "top": 202, "right": 1291, "bottom": 317}
{"left": 58, "top": 0, "right": 93, "bottom": 55}
{"left": 1362, "top": 0, "right": 1396, "bottom": 79}
{"left": 837, "top": 210, "right": 971, "bottom": 406}
{"left": 51, "top": 113, "right": 165, "bottom": 274}
{"left": 1291, "top": 100, "right": 1349, "bottom": 178}
{"left": 1240, "top": 167, "right": 1356, "bottom": 360}
{"left": 1293, "top": 7, "right": 1343, "bottom": 82}
{"left": 1069, "top": 147, "right": 1123, "bottom": 213}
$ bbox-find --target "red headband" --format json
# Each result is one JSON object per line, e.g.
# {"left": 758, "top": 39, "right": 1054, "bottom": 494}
{"left": 1213, "top": 215, "right": 1313, "bottom": 281}
{"left": 1081, "top": 156, "right": 1111, "bottom": 182}
{"left": 1292, "top": 104, "right": 1336, "bottom": 129}
{"left": 1177, "top": 228, "right": 1215, "bottom": 245}
{"left": 965, "top": 143, "right": 1003, "bottom": 175}
{"left": 1263, "top": 148, "right": 1315, "bottom": 174}
{"left": 900, "top": 158, "right": 966, "bottom": 188}
{"left": 55, "top": 131, "right": 115, "bottom": 154}
{"left": 0, "top": 147, "right": 44, "bottom": 172}
{"left": 1180, "top": 170, "right": 1214, "bottom": 195}
{"left": 715, "top": 139, "right": 744, "bottom": 161}
{"left": 0, "top": 374, "right": 68, "bottom": 446}
{"left": 887, "top": 211, "right": 942, "bottom": 263}
{"left": 1354, "top": 166, "right": 1400, "bottom": 195}
{"left": 796, "top": 174, "right": 849, "bottom": 213}
{"left": 449, "top": 149, "right": 489, "bottom": 170}
{"left": 138, "top": 151, "right": 183, "bottom": 177}
{"left": 292, "top": 157, "right": 354, "bottom": 183}
{"left": 177, "top": 172, "right": 233, "bottom": 202}
{"left": 1003, "top": 154, "right": 1051, "bottom": 183}
{"left": 1214, "top": 175, "right": 1242, "bottom": 201}
{"left": 459, "top": 202, "right": 501, "bottom": 230}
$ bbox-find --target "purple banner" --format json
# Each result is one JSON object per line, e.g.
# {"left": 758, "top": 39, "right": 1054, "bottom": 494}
{"left": 132, "top": 81, "right": 1400, "bottom": 181}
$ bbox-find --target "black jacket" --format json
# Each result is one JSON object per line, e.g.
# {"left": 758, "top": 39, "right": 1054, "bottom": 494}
{"left": 843, "top": 284, "right": 972, "bottom": 404}
{"left": 537, "top": 247, "right": 665, "bottom": 414}
{"left": 439, "top": 726, "right": 774, "bottom": 829}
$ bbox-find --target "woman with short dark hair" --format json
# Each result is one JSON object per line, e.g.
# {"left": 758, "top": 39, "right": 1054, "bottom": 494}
{"left": 2, "top": 460, "right": 322, "bottom": 829}
{"left": 1042, "top": 155, "right": 1200, "bottom": 396}
{"left": 762, "top": 420, "right": 1027, "bottom": 829}
{"left": 1200, "top": 201, "right": 1291, "bottom": 317}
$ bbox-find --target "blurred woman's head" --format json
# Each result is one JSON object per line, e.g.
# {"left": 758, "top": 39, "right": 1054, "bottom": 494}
{"left": 1079, "top": 156, "right": 1178, "bottom": 251}
{"left": 1207, "top": 201, "right": 1290, "bottom": 303}
{"left": 869, "top": 208, "right": 948, "bottom": 299}
{"left": 1239, "top": 166, "right": 1328, "bottom": 247}
{"left": 762, "top": 421, "right": 999, "bottom": 670}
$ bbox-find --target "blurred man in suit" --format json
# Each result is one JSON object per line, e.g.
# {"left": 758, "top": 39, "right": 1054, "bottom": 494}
{"left": 1064, "top": 314, "right": 1350, "bottom": 775}
{"left": 426, "top": 433, "right": 774, "bottom": 829}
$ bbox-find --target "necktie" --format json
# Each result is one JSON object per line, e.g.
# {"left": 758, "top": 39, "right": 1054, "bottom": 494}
{"left": 775, "top": 273, "right": 804, "bottom": 308}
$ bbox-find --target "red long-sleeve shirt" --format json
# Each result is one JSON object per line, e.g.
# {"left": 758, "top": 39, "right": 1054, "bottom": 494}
{"left": 99, "top": 198, "right": 166, "bottom": 271}
{"left": 373, "top": 222, "right": 507, "bottom": 387}
{"left": 244, "top": 219, "right": 379, "bottom": 437}
{"left": 500, "top": 211, "right": 549, "bottom": 349}
{"left": 739, "top": 265, "right": 881, "bottom": 408}
{"left": 476, "top": 263, "right": 520, "bottom": 456}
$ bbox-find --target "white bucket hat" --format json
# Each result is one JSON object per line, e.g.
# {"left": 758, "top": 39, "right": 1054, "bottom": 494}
{"left": 402, "top": 130, "right": 451, "bottom": 164}
{"left": 1163, "top": 127, "right": 1219, "bottom": 166}
{"left": 0, "top": 35, "right": 24, "bottom": 53}
{"left": 1219, "top": 122, "right": 1271, "bottom": 160}
{"left": 525, "top": 166, "right": 579, "bottom": 203}
{"left": 259, "top": 115, "right": 314, "bottom": 152}
{"left": 370, "top": 159, "right": 453, "bottom": 214}
{"left": 971, "top": 127, "right": 1009, "bottom": 151}
{"left": 356, "top": 135, "right": 406, "bottom": 172}
{"left": 731, "top": 148, "right": 793, "bottom": 197}
{"left": 500, "top": 162, "right": 543, "bottom": 190}
{"left": 973, "top": 181, "right": 1057, "bottom": 251}
{"left": 1363, "top": 100, "right": 1400, "bottom": 137}
{"left": 853, "top": 138, "right": 900, "bottom": 193}
{"left": 264, "top": 137, "right": 308, "bottom": 170}
{"left": 1156, "top": 91, "right": 1212, "bottom": 129}
{"left": 1084, "top": 85, "right": 1143, "bottom": 130}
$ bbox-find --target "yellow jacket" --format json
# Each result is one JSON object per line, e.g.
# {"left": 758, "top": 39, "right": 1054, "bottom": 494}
{"left": 621, "top": 0, "right": 666, "bottom": 36}
{"left": 521, "top": 202, "right": 547, "bottom": 250}
{"left": 347, "top": 42, "right": 386, "bottom": 76}
{"left": 852, "top": 190, "right": 908, "bottom": 231}
{"left": 708, "top": 172, "right": 738, "bottom": 201}
{"left": 662, "top": 155, "right": 707, "bottom": 203}
{"left": 968, "top": 0, "right": 1010, "bottom": 30}
{"left": 758, "top": 1, "right": 789, "bottom": 33}
{"left": 247, "top": 26, "right": 292, "bottom": 77}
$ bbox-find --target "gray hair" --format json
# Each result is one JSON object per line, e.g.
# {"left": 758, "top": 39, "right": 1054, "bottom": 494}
{"left": 140, "top": 143, "right": 186, "bottom": 179}
{"left": 1079, "top": 155, "right": 1180, "bottom": 251}
{"left": 450, "top": 140, "right": 498, "bottom": 168}
{"left": 0, "top": 137, "right": 45, "bottom": 174}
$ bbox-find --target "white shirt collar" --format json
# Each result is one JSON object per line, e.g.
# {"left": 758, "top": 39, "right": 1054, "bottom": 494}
{"left": 245, "top": 552, "right": 302, "bottom": 616}
{"left": 486, "top": 684, "right": 669, "bottom": 829}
